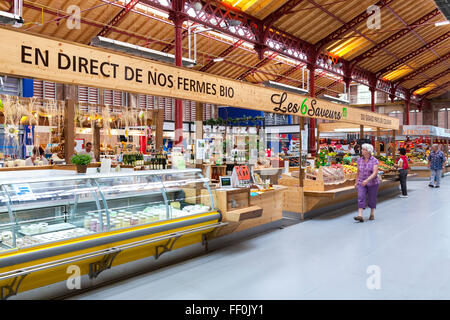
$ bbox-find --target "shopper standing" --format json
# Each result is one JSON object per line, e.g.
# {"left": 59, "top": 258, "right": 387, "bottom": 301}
{"left": 396, "top": 148, "right": 409, "bottom": 198}
{"left": 25, "top": 146, "right": 39, "bottom": 166}
{"left": 428, "top": 144, "right": 447, "bottom": 188}
{"left": 354, "top": 144, "right": 379, "bottom": 222}
{"left": 354, "top": 143, "right": 361, "bottom": 156}
{"left": 38, "top": 146, "right": 49, "bottom": 165}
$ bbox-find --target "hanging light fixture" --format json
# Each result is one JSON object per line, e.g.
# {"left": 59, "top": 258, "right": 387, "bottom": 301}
{"left": 91, "top": 36, "right": 196, "bottom": 67}
{"left": 263, "top": 81, "right": 309, "bottom": 95}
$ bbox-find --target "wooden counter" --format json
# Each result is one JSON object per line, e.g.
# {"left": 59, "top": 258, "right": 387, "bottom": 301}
{"left": 410, "top": 165, "right": 449, "bottom": 178}
{"left": 253, "top": 167, "right": 285, "bottom": 184}
{"left": 211, "top": 186, "right": 286, "bottom": 237}
{"left": 282, "top": 179, "right": 401, "bottom": 219}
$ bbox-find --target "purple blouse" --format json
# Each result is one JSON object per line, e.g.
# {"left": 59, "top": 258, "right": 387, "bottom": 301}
{"left": 357, "top": 156, "right": 379, "bottom": 186}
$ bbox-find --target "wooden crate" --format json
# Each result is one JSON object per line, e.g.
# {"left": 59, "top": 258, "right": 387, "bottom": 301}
{"left": 282, "top": 186, "right": 303, "bottom": 213}
{"left": 181, "top": 187, "right": 217, "bottom": 208}
{"left": 215, "top": 188, "right": 250, "bottom": 214}
{"left": 211, "top": 187, "right": 285, "bottom": 237}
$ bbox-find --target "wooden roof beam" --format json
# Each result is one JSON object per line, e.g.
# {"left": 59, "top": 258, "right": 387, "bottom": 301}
{"left": 96, "top": 0, "right": 140, "bottom": 38}
{"left": 315, "top": 0, "right": 394, "bottom": 50}
{"left": 262, "top": 0, "right": 306, "bottom": 25}
{"left": 199, "top": 39, "right": 244, "bottom": 72}
{"left": 236, "top": 52, "right": 278, "bottom": 80}
{"left": 424, "top": 80, "right": 450, "bottom": 97}
{"left": 411, "top": 70, "right": 450, "bottom": 93}
{"left": 351, "top": 9, "right": 441, "bottom": 64}
{"left": 316, "top": 79, "right": 342, "bottom": 96}
{"left": 395, "top": 52, "right": 450, "bottom": 84}
{"left": 21, "top": 2, "right": 168, "bottom": 46}
{"left": 376, "top": 32, "right": 450, "bottom": 77}
{"left": 273, "top": 64, "right": 304, "bottom": 82}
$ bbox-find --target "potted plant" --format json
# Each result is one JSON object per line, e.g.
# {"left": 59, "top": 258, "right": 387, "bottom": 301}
{"left": 71, "top": 154, "right": 92, "bottom": 174}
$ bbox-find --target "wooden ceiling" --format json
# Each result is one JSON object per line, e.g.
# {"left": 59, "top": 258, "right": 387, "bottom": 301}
{"left": 3, "top": 0, "right": 450, "bottom": 100}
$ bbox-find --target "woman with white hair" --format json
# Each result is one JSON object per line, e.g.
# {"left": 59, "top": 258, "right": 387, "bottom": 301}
{"left": 354, "top": 143, "right": 379, "bottom": 222}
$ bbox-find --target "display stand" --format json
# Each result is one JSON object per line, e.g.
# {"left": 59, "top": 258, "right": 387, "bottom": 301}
{"left": 399, "top": 125, "right": 450, "bottom": 178}
{"left": 280, "top": 121, "right": 400, "bottom": 219}
{"left": 212, "top": 186, "right": 286, "bottom": 237}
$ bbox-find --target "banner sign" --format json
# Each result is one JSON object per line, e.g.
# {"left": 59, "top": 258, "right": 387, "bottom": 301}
{"left": 402, "top": 125, "right": 450, "bottom": 138}
{"left": 0, "top": 27, "right": 399, "bottom": 130}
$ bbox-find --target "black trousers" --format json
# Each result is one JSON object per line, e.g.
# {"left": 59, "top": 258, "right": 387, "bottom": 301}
{"left": 399, "top": 169, "right": 408, "bottom": 196}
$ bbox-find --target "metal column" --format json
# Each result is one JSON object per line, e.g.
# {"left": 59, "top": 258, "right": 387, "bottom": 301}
{"left": 308, "top": 65, "right": 316, "bottom": 157}
{"left": 171, "top": 0, "right": 186, "bottom": 149}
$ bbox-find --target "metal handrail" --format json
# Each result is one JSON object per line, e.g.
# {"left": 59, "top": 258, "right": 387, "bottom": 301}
{"left": 0, "top": 169, "right": 202, "bottom": 186}
{"left": 0, "top": 222, "right": 227, "bottom": 282}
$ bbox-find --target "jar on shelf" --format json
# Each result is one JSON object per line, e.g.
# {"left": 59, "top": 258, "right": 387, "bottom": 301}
{"left": 90, "top": 219, "right": 99, "bottom": 232}
{"left": 130, "top": 217, "right": 139, "bottom": 226}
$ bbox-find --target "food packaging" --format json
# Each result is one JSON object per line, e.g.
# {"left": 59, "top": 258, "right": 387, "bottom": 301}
{"left": 130, "top": 217, "right": 139, "bottom": 226}
{"left": 1, "top": 231, "right": 12, "bottom": 241}
{"left": 139, "top": 215, "right": 147, "bottom": 224}
{"left": 90, "top": 219, "right": 99, "bottom": 232}
{"left": 84, "top": 217, "right": 91, "bottom": 229}
{"left": 38, "top": 223, "right": 48, "bottom": 233}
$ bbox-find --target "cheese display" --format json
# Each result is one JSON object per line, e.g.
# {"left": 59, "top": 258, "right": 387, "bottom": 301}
{"left": 0, "top": 169, "right": 216, "bottom": 251}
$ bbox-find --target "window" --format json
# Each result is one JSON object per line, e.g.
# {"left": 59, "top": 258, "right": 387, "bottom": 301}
{"left": 33, "top": 80, "right": 56, "bottom": 100}
{"left": 203, "top": 104, "right": 213, "bottom": 120}
{"left": 389, "top": 111, "right": 404, "bottom": 125}
{"left": 137, "top": 94, "right": 156, "bottom": 110}
{"left": 448, "top": 110, "right": 450, "bottom": 129}
{"left": 104, "top": 89, "right": 128, "bottom": 106}
{"left": 0, "top": 76, "right": 21, "bottom": 96}
{"left": 183, "top": 100, "right": 196, "bottom": 122}
{"left": 356, "top": 85, "right": 375, "bottom": 105}
{"left": 438, "top": 108, "right": 449, "bottom": 129}
{"left": 408, "top": 110, "right": 423, "bottom": 125}
{"left": 1, "top": 76, "right": 22, "bottom": 96}
{"left": 78, "top": 86, "right": 99, "bottom": 104}
{"left": 160, "top": 97, "right": 172, "bottom": 121}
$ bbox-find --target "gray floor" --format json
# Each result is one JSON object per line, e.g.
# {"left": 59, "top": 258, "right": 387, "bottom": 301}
{"left": 72, "top": 179, "right": 450, "bottom": 300}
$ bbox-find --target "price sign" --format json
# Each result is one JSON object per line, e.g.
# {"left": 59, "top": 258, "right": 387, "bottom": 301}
{"left": 231, "top": 165, "right": 251, "bottom": 187}
{"left": 235, "top": 166, "right": 250, "bottom": 181}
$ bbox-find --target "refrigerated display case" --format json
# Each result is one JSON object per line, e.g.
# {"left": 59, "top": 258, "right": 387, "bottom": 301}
{"left": 0, "top": 169, "right": 223, "bottom": 299}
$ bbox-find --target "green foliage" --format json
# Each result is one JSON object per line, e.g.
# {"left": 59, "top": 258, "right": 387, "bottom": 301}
{"left": 71, "top": 154, "right": 92, "bottom": 165}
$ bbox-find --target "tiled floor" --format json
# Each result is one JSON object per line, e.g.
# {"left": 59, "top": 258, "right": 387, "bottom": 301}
{"left": 72, "top": 178, "right": 450, "bottom": 300}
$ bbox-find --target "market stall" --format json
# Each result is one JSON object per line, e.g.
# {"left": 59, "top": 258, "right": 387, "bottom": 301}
{"left": 279, "top": 121, "right": 401, "bottom": 219}
{"left": 211, "top": 185, "right": 286, "bottom": 237}
{"left": 399, "top": 125, "right": 450, "bottom": 178}
{"left": 0, "top": 27, "right": 400, "bottom": 298}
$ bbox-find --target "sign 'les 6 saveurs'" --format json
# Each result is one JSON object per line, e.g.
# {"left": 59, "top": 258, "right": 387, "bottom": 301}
{"left": 0, "top": 27, "right": 399, "bottom": 130}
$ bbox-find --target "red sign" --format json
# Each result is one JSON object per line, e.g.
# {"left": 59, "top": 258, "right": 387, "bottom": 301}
{"left": 235, "top": 166, "right": 250, "bottom": 181}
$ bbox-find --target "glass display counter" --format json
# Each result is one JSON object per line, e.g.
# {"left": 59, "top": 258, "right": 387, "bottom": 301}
{"left": 0, "top": 169, "right": 216, "bottom": 251}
